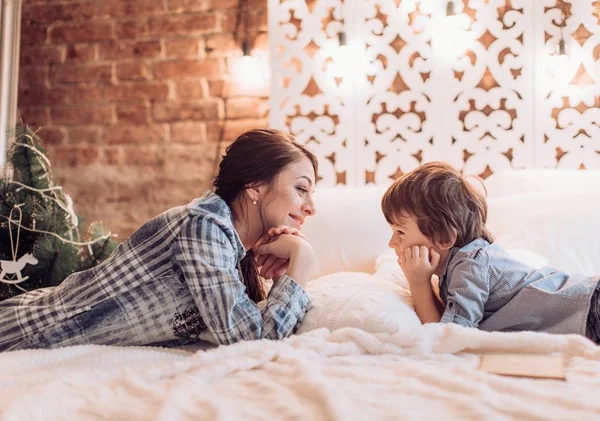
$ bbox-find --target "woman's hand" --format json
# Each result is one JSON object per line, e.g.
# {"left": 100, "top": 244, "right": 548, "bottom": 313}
{"left": 398, "top": 246, "right": 440, "bottom": 288}
{"left": 255, "top": 226, "right": 306, "bottom": 280}
{"left": 254, "top": 230, "right": 315, "bottom": 287}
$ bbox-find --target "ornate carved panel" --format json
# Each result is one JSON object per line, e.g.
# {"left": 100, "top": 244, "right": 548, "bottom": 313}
{"left": 269, "top": 0, "right": 600, "bottom": 185}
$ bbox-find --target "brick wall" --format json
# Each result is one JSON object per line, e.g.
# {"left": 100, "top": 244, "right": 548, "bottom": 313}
{"left": 17, "top": 0, "right": 269, "bottom": 238}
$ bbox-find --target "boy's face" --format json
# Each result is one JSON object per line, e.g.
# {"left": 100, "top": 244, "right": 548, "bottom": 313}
{"left": 387, "top": 213, "right": 436, "bottom": 258}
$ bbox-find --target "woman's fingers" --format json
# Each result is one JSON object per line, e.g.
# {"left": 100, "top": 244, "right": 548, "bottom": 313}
{"left": 256, "top": 253, "right": 268, "bottom": 267}
{"left": 268, "top": 225, "right": 307, "bottom": 241}
{"left": 260, "top": 254, "right": 279, "bottom": 278}
{"left": 264, "top": 258, "right": 288, "bottom": 279}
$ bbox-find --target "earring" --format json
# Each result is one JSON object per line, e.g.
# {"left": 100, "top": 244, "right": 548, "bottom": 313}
{"left": 253, "top": 200, "right": 257, "bottom": 205}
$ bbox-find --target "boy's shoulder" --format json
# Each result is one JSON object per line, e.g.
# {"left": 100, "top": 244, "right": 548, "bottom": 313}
{"left": 455, "top": 238, "right": 494, "bottom": 259}
{"left": 448, "top": 239, "right": 519, "bottom": 273}
{"left": 446, "top": 239, "right": 504, "bottom": 271}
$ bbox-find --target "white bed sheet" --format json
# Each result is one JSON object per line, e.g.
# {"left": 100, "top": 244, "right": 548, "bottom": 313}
{"left": 1, "top": 325, "right": 599, "bottom": 420}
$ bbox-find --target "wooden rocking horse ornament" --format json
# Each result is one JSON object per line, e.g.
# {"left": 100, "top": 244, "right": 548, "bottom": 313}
{"left": 1, "top": 205, "right": 38, "bottom": 291}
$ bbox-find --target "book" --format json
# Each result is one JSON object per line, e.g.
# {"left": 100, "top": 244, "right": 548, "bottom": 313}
{"left": 479, "top": 353, "right": 565, "bottom": 380}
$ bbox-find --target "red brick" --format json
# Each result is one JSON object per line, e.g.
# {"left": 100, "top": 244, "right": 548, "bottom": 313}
{"left": 258, "top": 7, "right": 268, "bottom": 31}
{"left": 165, "top": 38, "right": 201, "bottom": 58}
{"left": 220, "top": 8, "right": 266, "bottom": 33}
{"left": 20, "top": 65, "right": 49, "bottom": 83}
{"left": 117, "top": 62, "right": 150, "bottom": 81}
{"left": 20, "top": 45, "right": 66, "bottom": 65}
{"left": 99, "top": 40, "right": 162, "bottom": 60}
{"left": 207, "top": 79, "right": 227, "bottom": 97}
{"left": 103, "top": 146, "right": 123, "bottom": 165}
{"left": 104, "top": 124, "right": 168, "bottom": 144}
{"left": 117, "top": 104, "right": 149, "bottom": 124}
{"left": 153, "top": 101, "right": 222, "bottom": 122}
{"left": 207, "top": 118, "right": 267, "bottom": 142}
{"left": 23, "top": 3, "right": 96, "bottom": 24}
{"left": 247, "top": 0, "right": 268, "bottom": 9}
{"left": 253, "top": 32, "right": 269, "bottom": 52}
{"left": 208, "top": 78, "right": 269, "bottom": 98}
{"left": 175, "top": 80, "right": 205, "bottom": 101}
{"left": 154, "top": 59, "right": 223, "bottom": 79}
{"left": 171, "top": 122, "right": 207, "bottom": 143}
{"left": 19, "top": 107, "right": 51, "bottom": 127}
{"left": 97, "top": 0, "right": 165, "bottom": 18}
{"left": 205, "top": 33, "right": 237, "bottom": 57}
{"left": 148, "top": 14, "right": 218, "bottom": 36}
{"left": 66, "top": 44, "right": 96, "bottom": 62}
{"left": 116, "top": 19, "right": 149, "bottom": 39}
{"left": 208, "top": 0, "right": 238, "bottom": 9}
{"left": 168, "top": 0, "right": 211, "bottom": 13}
{"left": 52, "top": 105, "right": 114, "bottom": 125}
{"left": 163, "top": 144, "right": 216, "bottom": 182}
{"left": 69, "top": 127, "right": 101, "bottom": 144}
{"left": 20, "top": 25, "right": 48, "bottom": 45}
{"left": 52, "top": 146, "right": 101, "bottom": 167}
{"left": 226, "top": 97, "right": 268, "bottom": 119}
{"left": 50, "top": 64, "right": 112, "bottom": 84}
{"left": 122, "top": 145, "right": 165, "bottom": 166}
{"left": 55, "top": 86, "right": 105, "bottom": 105}
{"left": 19, "top": 85, "right": 66, "bottom": 107}
{"left": 50, "top": 21, "right": 114, "bottom": 43}
{"left": 104, "top": 82, "right": 169, "bottom": 102}
{"left": 38, "top": 127, "right": 67, "bottom": 146}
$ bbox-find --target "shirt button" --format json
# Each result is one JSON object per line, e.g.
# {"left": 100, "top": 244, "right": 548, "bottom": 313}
{"left": 448, "top": 302, "right": 454, "bottom": 309}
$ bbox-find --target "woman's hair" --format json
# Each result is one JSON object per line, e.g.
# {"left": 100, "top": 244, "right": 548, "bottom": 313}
{"left": 213, "top": 128, "right": 318, "bottom": 302}
{"left": 381, "top": 162, "right": 493, "bottom": 249}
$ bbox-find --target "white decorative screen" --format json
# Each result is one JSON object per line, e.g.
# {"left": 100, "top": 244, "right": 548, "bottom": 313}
{"left": 269, "top": 0, "right": 600, "bottom": 185}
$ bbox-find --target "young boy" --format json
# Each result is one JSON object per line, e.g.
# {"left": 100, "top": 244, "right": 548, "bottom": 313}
{"left": 381, "top": 162, "right": 600, "bottom": 343}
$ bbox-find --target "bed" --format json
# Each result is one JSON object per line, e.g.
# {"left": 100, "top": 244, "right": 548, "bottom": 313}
{"left": 1, "top": 169, "right": 600, "bottom": 420}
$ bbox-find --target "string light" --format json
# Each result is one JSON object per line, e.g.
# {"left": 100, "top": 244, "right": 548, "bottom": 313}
{"left": 0, "top": 213, "right": 117, "bottom": 247}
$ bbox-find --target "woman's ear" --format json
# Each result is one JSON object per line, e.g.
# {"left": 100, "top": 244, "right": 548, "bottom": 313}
{"left": 245, "top": 184, "right": 261, "bottom": 203}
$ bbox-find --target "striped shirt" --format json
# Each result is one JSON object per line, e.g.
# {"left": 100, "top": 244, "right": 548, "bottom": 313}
{"left": 0, "top": 191, "right": 311, "bottom": 352}
{"left": 439, "top": 239, "right": 600, "bottom": 336}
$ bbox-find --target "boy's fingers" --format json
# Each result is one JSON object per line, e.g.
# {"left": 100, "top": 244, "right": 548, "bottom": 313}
{"left": 430, "top": 248, "right": 441, "bottom": 269}
{"left": 420, "top": 246, "right": 429, "bottom": 261}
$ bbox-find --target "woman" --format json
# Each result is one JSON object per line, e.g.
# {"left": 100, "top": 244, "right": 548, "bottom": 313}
{"left": 0, "top": 129, "right": 318, "bottom": 351}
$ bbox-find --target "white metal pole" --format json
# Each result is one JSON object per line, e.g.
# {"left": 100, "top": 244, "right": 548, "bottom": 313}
{"left": 0, "top": 0, "right": 23, "bottom": 169}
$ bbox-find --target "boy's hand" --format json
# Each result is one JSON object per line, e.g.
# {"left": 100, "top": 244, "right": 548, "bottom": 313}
{"left": 398, "top": 246, "right": 440, "bottom": 287}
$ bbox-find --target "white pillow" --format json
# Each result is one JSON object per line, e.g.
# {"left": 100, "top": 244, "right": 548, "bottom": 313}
{"left": 297, "top": 272, "right": 420, "bottom": 334}
{"left": 487, "top": 190, "right": 600, "bottom": 275}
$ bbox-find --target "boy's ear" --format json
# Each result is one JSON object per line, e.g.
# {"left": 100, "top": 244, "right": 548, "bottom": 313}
{"left": 437, "top": 229, "right": 457, "bottom": 250}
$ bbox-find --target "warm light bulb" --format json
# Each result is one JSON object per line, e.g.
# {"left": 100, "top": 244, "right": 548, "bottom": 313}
{"left": 231, "top": 52, "right": 270, "bottom": 96}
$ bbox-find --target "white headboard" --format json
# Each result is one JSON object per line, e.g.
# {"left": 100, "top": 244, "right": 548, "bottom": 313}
{"left": 302, "top": 186, "right": 389, "bottom": 278}
{"left": 303, "top": 169, "right": 600, "bottom": 278}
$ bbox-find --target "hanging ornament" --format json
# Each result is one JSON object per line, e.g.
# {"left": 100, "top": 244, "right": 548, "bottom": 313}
{"left": 0, "top": 205, "right": 38, "bottom": 291}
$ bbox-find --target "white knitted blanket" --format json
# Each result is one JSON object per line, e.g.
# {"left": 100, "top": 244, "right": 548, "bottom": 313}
{"left": 1, "top": 324, "right": 599, "bottom": 420}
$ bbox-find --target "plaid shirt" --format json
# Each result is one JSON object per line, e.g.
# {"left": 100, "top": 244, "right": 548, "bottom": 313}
{"left": 0, "top": 192, "right": 311, "bottom": 352}
{"left": 439, "top": 239, "right": 600, "bottom": 336}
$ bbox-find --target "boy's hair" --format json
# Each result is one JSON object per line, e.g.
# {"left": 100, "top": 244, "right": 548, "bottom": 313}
{"left": 381, "top": 162, "right": 494, "bottom": 248}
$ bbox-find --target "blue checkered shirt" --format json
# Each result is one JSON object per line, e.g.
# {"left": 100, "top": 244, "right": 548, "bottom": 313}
{"left": 439, "top": 239, "right": 600, "bottom": 335}
{"left": 0, "top": 191, "right": 311, "bottom": 351}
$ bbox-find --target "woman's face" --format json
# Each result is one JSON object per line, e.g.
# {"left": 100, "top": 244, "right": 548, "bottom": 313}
{"left": 260, "top": 157, "right": 317, "bottom": 230}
